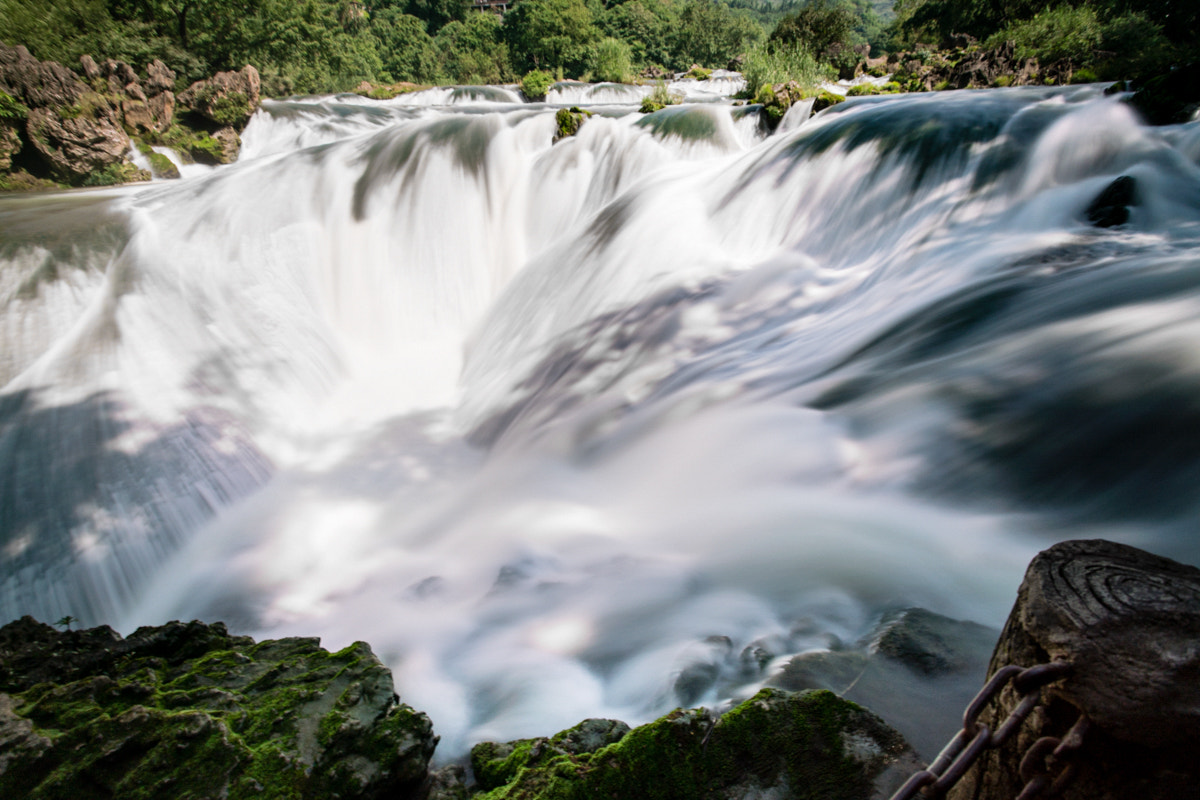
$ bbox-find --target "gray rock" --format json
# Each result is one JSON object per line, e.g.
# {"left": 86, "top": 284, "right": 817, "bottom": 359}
{"left": 768, "top": 608, "right": 998, "bottom": 759}
{"left": 25, "top": 104, "right": 129, "bottom": 181}
{"left": 146, "top": 59, "right": 175, "bottom": 95}
{"left": 179, "top": 65, "right": 261, "bottom": 129}
{"left": 0, "top": 43, "right": 85, "bottom": 108}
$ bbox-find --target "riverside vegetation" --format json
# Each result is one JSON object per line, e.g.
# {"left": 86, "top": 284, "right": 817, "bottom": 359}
{"left": 2, "top": 0, "right": 1198, "bottom": 189}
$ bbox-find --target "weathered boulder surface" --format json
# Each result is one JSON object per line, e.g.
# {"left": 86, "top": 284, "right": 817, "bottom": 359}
{"left": 179, "top": 64, "right": 262, "bottom": 129}
{"left": 768, "top": 607, "right": 997, "bottom": 759}
{"left": 469, "top": 689, "right": 920, "bottom": 800}
{"left": 25, "top": 103, "right": 131, "bottom": 181}
{"left": 0, "top": 616, "right": 438, "bottom": 800}
{"left": 0, "top": 43, "right": 84, "bottom": 109}
{"left": 947, "top": 540, "right": 1200, "bottom": 800}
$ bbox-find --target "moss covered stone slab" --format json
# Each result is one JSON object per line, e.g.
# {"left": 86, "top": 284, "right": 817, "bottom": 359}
{"left": 470, "top": 688, "right": 919, "bottom": 800}
{"left": 0, "top": 616, "right": 436, "bottom": 800}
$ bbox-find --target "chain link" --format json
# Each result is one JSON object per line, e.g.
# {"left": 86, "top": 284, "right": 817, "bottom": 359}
{"left": 889, "top": 660, "right": 1082, "bottom": 800}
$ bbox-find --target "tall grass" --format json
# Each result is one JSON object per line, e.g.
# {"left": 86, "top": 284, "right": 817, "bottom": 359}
{"left": 741, "top": 44, "right": 832, "bottom": 99}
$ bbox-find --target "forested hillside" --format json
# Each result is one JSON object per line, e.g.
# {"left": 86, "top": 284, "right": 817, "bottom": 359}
{"left": 0, "top": 0, "right": 1194, "bottom": 96}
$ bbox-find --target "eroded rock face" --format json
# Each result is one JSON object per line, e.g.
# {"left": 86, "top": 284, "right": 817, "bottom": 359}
{"left": 470, "top": 690, "right": 919, "bottom": 800}
{"left": 0, "top": 617, "right": 438, "bottom": 800}
{"left": 25, "top": 103, "right": 130, "bottom": 181}
{"left": 0, "top": 120, "right": 20, "bottom": 170}
{"left": 179, "top": 64, "right": 262, "bottom": 129}
{"left": 0, "top": 43, "right": 85, "bottom": 109}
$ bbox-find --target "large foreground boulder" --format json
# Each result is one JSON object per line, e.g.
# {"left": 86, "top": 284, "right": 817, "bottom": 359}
{"left": 0, "top": 617, "right": 437, "bottom": 799}
{"left": 469, "top": 688, "right": 920, "bottom": 799}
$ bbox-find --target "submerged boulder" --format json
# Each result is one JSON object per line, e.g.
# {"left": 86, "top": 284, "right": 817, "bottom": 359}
{"left": 469, "top": 689, "right": 919, "bottom": 799}
{"left": 768, "top": 607, "right": 997, "bottom": 759}
{"left": 0, "top": 617, "right": 437, "bottom": 800}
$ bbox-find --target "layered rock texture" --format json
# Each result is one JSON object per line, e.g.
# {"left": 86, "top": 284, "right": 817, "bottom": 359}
{"left": 0, "top": 617, "right": 437, "bottom": 799}
{"left": 0, "top": 42, "right": 262, "bottom": 190}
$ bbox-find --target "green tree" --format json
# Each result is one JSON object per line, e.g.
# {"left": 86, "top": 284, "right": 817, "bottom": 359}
{"left": 590, "top": 36, "right": 632, "bottom": 81}
{"left": 672, "top": 0, "right": 764, "bottom": 70}
{"left": 504, "top": 0, "right": 599, "bottom": 76}
{"left": 435, "top": 11, "right": 511, "bottom": 83}
{"left": 769, "top": 0, "right": 856, "bottom": 59}
{"left": 371, "top": 9, "right": 440, "bottom": 81}
{"left": 598, "top": 0, "right": 676, "bottom": 68}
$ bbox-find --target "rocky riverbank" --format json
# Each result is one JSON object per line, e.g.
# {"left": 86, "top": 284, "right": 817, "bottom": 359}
{"left": 1, "top": 538, "right": 1198, "bottom": 799}
{"left": 0, "top": 42, "right": 261, "bottom": 191}
{"left": 0, "top": 616, "right": 918, "bottom": 800}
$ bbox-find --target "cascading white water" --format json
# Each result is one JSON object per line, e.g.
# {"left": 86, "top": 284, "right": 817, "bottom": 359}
{"left": 2, "top": 83, "right": 1199, "bottom": 760}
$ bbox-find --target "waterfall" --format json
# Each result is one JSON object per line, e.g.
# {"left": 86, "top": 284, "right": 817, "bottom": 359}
{"left": 2, "top": 83, "right": 1199, "bottom": 758}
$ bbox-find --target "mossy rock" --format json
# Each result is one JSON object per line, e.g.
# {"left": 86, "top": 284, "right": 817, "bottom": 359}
{"left": 147, "top": 151, "right": 180, "bottom": 179}
{"left": 813, "top": 91, "right": 847, "bottom": 113}
{"left": 0, "top": 617, "right": 437, "bottom": 800}
{"left": 684, "top": 66, "right": 713, "bottom": 80}
{"left": 553, "top": 106, "right": 592, "bottom": 142}
{"left": 471, "top": 689, "right": 918, "bottom": 800}
{"left": 0, "top": 90, "right": 29, "bottom": 120}
{"left": 81, "top": 161, "right": 151, "bottom": 186}
{"left": 639, "top": 97, "right": 666, "bottom": 113}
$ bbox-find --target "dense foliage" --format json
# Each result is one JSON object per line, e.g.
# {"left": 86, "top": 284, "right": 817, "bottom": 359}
{"left": 0, "top": 0, "right": 1191, "bottom": 95}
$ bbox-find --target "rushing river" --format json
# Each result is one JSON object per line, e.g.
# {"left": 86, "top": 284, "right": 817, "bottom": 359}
{"left": 2, "top": 78, "right": 1199, "bottom": 758}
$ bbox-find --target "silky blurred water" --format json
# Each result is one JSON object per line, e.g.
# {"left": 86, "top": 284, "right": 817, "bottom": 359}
{"left": 2, "top": 81, "right": 1198, "bottom": 758}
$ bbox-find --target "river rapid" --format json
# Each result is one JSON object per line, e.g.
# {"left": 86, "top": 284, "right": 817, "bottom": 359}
{"left": 2, "top": 77, "right": 1199, "bottom": 758}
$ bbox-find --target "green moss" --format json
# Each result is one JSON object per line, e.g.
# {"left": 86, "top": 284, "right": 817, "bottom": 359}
{"left": 932, "top": 80, "right": 952, "bottom": 92}
{"left": 474, "top": 690, "right": 909, "bottom": 800}
{"left": 684, "top": 66, "right": 712, "bottom": 80}
{"left": 813, "top": 90, "right": 846, "bottom": 112}
{"left": 992, "top": 75, "right": 1014, "bottom": 88}
{"left": 554, "top": 106, "right": 591, "bottom": 141}
{"left": 81, "top": 162, "right": 151, "bottom": 186}
{"left": 208, "top": 91, "right": 251, "bottom": 126}
{"left": 0, "top": 90, "right": 29, "bottom": 120}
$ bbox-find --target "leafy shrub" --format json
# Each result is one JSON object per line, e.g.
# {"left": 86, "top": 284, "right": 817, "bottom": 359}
{"left": 0, "top": 90, "right": 29, "bottom": 120}
{"left": 521, "top": 69, "right": 554, "bottom": 101}
{"left": 639, "top": 80, "right": 681, "bottom": 113}
{"left": 741, "top": 43, "right": 831, "bottom": 99}
{"left": 986, "top": 6, "right": 1101, "bottom": 64}
{"left": 591, "top": 38, "right": 633, "bottom": 83}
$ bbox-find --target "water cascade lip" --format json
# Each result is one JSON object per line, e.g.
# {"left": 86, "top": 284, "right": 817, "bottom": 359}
{"left": 3, "top": 82, "right": 1200, "bottom": 761}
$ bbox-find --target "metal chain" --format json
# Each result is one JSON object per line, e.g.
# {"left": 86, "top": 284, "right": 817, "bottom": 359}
{"left": 889, "top": 660, "right": 1082, "bottom": 800}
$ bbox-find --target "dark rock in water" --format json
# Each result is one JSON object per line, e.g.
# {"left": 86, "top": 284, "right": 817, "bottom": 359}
{"left": 871, "top": 607, "right": 987, "bottom": 676}
{"left": 769, "top": 607, "right": 997, "bottom": 759}
{"left": 0, "top": 616, "right": 437, "bottom": 799}
{"left": 426, "top": 763, "right": 470, "bottom": 799}
{"left": 1086, "top": 175, "right": 1136, "bottom": 228}
{"left": 948, "top": 540, "right": 1200, "bottom": 800}
{"left": 1127, "top": 63, "right": 1200, "bottom": 126}
{"left": 470, "top": 689, "right": 919, "bottom": 799}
